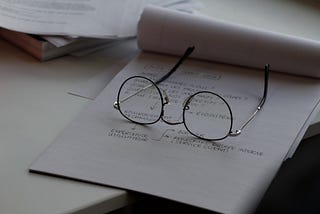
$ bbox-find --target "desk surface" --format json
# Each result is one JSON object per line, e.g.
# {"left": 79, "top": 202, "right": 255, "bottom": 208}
{"left": 1, "top": 1, "right": 320, "bottom": 214}
{"left": 0, "top": 39, "right": 134, "bottom": 214}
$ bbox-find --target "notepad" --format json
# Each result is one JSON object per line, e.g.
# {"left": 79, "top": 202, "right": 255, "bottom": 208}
{"left": 30, "top": 6, "right": 320, "bottom": 214}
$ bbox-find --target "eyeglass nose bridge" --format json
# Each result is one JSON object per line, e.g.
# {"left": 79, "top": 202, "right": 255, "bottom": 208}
{"left": 160, "top": 90, "right": 186, "bottom": 125}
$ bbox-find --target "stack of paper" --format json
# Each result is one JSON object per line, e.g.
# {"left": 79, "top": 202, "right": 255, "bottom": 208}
{"left": 0, "top": 0, "right": 201, "bottom": 60}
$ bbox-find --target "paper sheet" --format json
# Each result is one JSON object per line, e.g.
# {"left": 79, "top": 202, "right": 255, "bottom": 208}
{"left": 31, "top": 52, "right": 320, "bottom": 214}
{"left": 0, "top": 0, "right": 147, "bottom": 38}
{"left": 42, "top": 35, "right": 77, "bottom": 47}
{"left": 0, "top": 0, "right": 200, "bottom": 38}
{"left": 138, "top": 6, "right": 320, "bottom": 78}
{"left": 68, "top": 39, "right": 139, "bottom": 99}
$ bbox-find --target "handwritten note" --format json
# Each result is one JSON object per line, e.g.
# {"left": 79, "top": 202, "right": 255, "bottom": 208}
{"left": 30, "top": 52, "right": 320, "bottom": 214}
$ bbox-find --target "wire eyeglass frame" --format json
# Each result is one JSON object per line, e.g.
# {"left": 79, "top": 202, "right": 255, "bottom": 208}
{"left": 114, "top": 46, "right": 269, "bottom": 141}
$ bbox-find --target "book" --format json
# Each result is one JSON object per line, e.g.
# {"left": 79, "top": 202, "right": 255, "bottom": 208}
{"left": 30, "top": 6, "right": 320, "bottom": 214}
{"left": 0, "top": 28, "right": 113, "bottom": 61}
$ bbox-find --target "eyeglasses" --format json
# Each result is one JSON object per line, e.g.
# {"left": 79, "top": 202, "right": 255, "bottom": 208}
{"left": 114, "top": 47, "right": 269, "bottom": 141}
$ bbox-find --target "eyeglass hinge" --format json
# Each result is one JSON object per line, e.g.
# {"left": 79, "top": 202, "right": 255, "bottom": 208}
{"left": 113, "top": 101, "right": 119, "bottom": 110}
{"left": 229, "top": 130, "right": 241, "bottom": 137}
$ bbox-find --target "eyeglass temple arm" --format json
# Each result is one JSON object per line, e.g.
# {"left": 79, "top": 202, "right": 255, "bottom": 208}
{"left": 113, "top": 83, "right": 155, "bottom": 110}
{"left": 229, "top": 64, "right": 269, "bottom": 136}
{"left": 115, "top": 46, "right": 195, "bottom": 108}
{"left": 155, "top": 46, "right": 195, "bottom": 85}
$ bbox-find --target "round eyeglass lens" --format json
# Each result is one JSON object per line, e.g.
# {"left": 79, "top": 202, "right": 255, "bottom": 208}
{"left": 117, "top": 76, "right": 163, "bottom": 124}
{"left": 183, "top": 92, "right": 232, "bottom": 140}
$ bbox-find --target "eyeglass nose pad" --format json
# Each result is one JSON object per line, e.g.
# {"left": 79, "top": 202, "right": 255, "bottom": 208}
{"left": 162, "top": 90, "right": 170, "bottom": 105}
{"left": 182, "top": 95, "right": 192, "bottom": 110}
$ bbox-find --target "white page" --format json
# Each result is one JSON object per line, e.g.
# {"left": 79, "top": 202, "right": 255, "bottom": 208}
{"left": 31, "top": 52, "right": 320, "bottom": 214}
{"left": 150, "top": 0, "right": 203, "bottom": 13}
{"left": 42, "top": 36, "right": 77, "bottom": 47}
{"left": 68, "top": 39, "right": 139, "bottom": 99}
{"left": 304, "top": 113, "right": 320, "bottom": 139}
{"left": 0, "top": 1, "right": 200, "bottom": 38}
{"left": 138, "top": 6, "right": 320, "bottom": 78}
{"left": 0, "top": 0, "right": 147, "bottom": 38}
{"left": 285, "top": 101, "right": 320, "bottom": 158}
